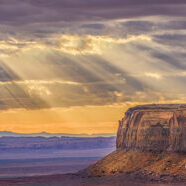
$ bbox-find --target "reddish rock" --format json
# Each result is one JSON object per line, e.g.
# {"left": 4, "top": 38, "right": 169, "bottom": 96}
{"left": 82, "top": 104, "right": 186, "bottom": 182}
{"left": 117, "top": 104, "right": 186, "bottom": 152}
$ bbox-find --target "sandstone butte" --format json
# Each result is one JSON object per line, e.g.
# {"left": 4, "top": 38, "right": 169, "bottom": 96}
{"left": 82, "top": 104, "right": 186, "bottom": 183}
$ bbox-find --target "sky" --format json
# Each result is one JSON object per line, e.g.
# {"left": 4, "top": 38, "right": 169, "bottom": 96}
{"left": 0, "top": 0, "right": 186, "bottom": 134}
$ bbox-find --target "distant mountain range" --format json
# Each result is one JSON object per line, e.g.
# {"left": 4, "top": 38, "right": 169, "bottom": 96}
{"left": 0, "top": 131, "right": 115, "bottom": 138}
{"left": 0, "top": 136, "right": 116, "bottom": 151}
{"left": 0, "top": 131, "right": 116, "bottom": 151}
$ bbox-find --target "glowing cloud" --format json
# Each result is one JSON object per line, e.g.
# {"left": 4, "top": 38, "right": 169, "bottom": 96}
{"left": 56, "top": 35, "right": 151, "bottom": 55}
{"left": 145, "top": 72, "right": 163, "bottom": 80}
{"left": 0, "top": 34, "right": 151, "bottom": 57}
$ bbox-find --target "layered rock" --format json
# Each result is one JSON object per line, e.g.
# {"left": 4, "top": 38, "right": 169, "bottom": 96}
{"left": 82, "top": 104, "right": 186, "bottom": 182}
{"left": 117, "top": 104, "right": 186, "bottom": 152}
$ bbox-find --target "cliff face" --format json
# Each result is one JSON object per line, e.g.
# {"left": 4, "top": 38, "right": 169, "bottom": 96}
{"left": 117, "top": 104, "right": 186, "bottom": 152}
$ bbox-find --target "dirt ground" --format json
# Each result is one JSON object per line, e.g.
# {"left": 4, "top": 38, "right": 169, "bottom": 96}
{"left": 0, "top": 173, "right": 185, "bottom": 186}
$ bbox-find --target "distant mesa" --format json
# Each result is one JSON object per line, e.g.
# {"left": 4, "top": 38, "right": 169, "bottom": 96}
{"left": 83, "top": 104, "right": 186, "bottom": 183}
{"left": 0, "top": 131, "right": 116, "bottom": 151}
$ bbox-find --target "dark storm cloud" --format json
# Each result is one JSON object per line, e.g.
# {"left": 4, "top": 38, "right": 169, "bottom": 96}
{"left": 26, "top": 0, "right": 186, "bottom": 9}
{"left": 134, "top": 41, "right": 186, "bottom": 71}
{"left": 120, "top": 20, "right": 186, "bottom": 35}
{"left": 121, "top": 21, "right": 154, "bottom": 35}
{"left": 0, "top": 0, "right": 185, "bottom": 40}
{"left": 152, "top": 52, "right": 186, "bottom": 70}
{"left": 81, "top": 24, "right": 105, "bottom": 30}
{"left": 0, "top": 0, "right": 185, "bottom": 26}
{"left": 153, "top": 34, "right": 186, "bottom": 48}
{"left": 161, "top": 21, "right": 186, "bottom": 30}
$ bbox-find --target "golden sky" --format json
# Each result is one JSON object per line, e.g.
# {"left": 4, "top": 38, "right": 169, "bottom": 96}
{"left": 0, "top": 105, "right": 125, "bottom": 134}
{"left": 0, "top": 1, "right": 185, "bottom": 134}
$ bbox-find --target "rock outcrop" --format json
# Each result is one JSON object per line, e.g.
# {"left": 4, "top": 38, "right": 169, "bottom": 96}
{"left": 83, "top": 104, "right": 186, "bottom": 183}
{"left": 117, "top": 104, "right": 186, "bottom": 152}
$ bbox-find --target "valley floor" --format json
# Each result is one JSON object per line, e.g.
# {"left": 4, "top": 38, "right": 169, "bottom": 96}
{"left": 0, "top": 150, "right": 185, "bottom": 186}
{"left": 0, "top": 173, "right": 185, "bottom": 186}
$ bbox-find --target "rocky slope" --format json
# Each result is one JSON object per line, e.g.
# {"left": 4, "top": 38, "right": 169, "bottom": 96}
{"left": 83, "top": 104, "right": 186, "bottom": 183}
{"left": 84, "top": 150, "right": 186, "bottom": 181}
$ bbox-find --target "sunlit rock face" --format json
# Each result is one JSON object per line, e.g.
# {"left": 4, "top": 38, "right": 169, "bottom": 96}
{"left": 117, "top": 104, "right": 186, "bottom": 152}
